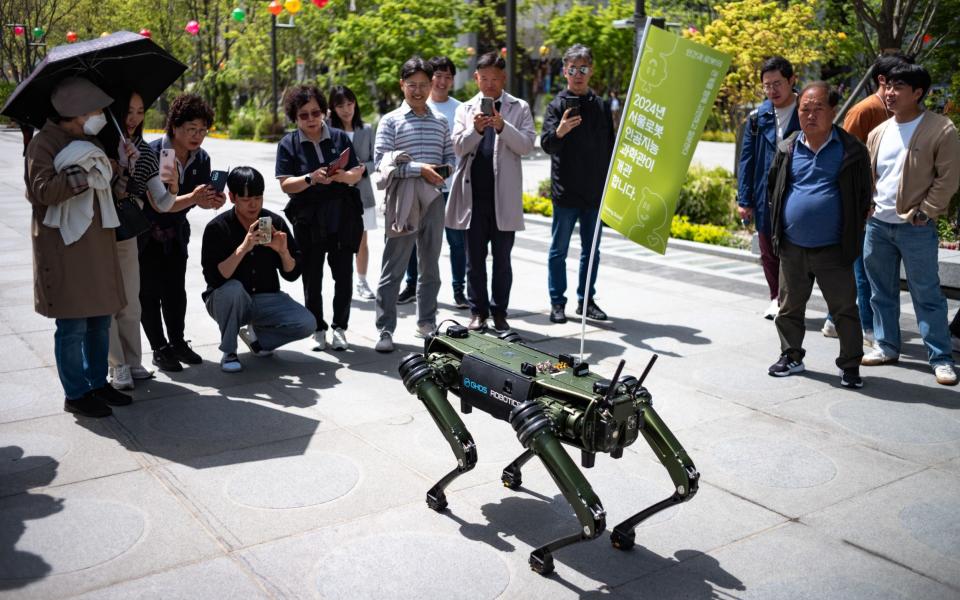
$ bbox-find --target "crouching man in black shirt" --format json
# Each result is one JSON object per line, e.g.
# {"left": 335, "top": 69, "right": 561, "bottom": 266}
{"left": 201, "top": 166, "right": 316, "bottom": 372}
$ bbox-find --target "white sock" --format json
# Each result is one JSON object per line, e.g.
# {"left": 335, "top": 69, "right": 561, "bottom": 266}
{"left": 357, "top": 274, "right": 367, "bottom": 284}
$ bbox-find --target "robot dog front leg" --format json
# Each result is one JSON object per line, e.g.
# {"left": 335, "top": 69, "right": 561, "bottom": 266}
{"left": 400, "top": 354, "right": 478, "bottom": 512}
{"left": 611, "top": 402, "right": 699, "bottom": 550}
{"left": 509, "top": 401, "right": 606, "bottom": 576}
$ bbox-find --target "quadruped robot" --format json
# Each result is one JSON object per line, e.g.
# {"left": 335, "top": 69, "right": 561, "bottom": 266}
{"left": 398, "top": 323, "right": 699, "bottom": 576}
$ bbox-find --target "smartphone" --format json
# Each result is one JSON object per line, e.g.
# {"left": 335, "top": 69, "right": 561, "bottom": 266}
{"left": 434, "top": 164, "right": 452, "bottom": 179}
{"left": 480, "top": 96, "right": 495, "bottom": 116}
{"left": 159, "top": 149, "right": 176, "bottom": 176}
{"left": 326, "top": 148, "right": 351, "bottom": 175}
{"left": 209, "top": 170, "right": 228, "bottom": 192}
{"left": 257, "top": 216, "right": 272, "bottom": 245}
{"left": 564, "top": 96, "right": 581, "bottom": 118}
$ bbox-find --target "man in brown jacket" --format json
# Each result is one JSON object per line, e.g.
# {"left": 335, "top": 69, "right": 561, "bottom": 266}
{"left": 25, "top": 77, "right": 135, "bottom": 417}
{"left": 861, "top": 64, "right": 960, "bottom": 386}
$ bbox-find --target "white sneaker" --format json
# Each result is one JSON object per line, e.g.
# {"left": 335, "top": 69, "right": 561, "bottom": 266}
{"left": 375, "top": 330, "right": 394, "bottom": 353}
{"left": 863, "top": 329, "right": 875, "bottom": 348}
{"left": 821, "top": 319, "right": 838, "bottom": 338}
{"left": 330, "top": 328, "right": 349, "bottom": 351}
{"left": 934, "top": 364, "right": 958, "bottom": 386}
{"left": 861, "top": 347, "right": 899, "bottom": 366}
{"left": 129, "top": 364, "right": 154, "bottom": 380}
{"left": 355, "top": 279, "right": 375, "bottom": 300}
{"left": 110, "top": 364, "right": 134, "bottom": 390}
{"left": 239, "top": 325, "right": 273, "bottom": 356}
{"left": 415, "top": 322, "right": 436, "bottom": 338}
{"left": 312, "top": 330, "right": 327, "bottom": 351}
{"left": 220, "top": 352, "right": 243, "bottom": 373}
{"left": 763, "top": 299, "right": 779, "bottom": 320}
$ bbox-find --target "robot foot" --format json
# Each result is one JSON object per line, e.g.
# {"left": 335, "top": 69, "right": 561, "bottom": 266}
{"left": 529, "top": 550, "right": 554, "bottom": 576}
{"left": 611, "top": 528, "right": 636, "bottom": 551}
{"left": 426, "top": 488, "right": 448, "bottom": 512}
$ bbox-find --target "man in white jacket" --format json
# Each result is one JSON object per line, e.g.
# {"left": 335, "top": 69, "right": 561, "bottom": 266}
{"left": 445, "top": 51, "right": 536, "bottom": 333}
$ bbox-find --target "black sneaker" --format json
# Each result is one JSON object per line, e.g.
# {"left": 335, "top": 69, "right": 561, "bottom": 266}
{"left": 840, "top": 367, "right": 863, "bottom": 389}
{"left": 550, "top": 304, "right": 567, "bottom": 324}
{"left": 170, "top": 340, "right": 202, "bottom": 365}
{"left": 768, "top": 354, "right": 805, "bottom": 377}
{"left": 64, "top": 391, "right": 112, "bottom": 418}
{"left": 152, "top": 345, "right": 183, "bottom": 372}
{"left": 453, "top": 291, "right": 469, "bottom": 309}
{"left": 397, "top": 284, "right": 416, "bottom": 305}
{"left": 93, "top": 385, "right": 133, "bottom": 406}
{"left": 576, "top": 300, "right": 608, "bottom": 321}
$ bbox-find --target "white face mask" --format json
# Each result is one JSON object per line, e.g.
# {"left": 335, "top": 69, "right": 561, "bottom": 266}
{"left": 82, "top": 112, "right": 107, "bottom": 135}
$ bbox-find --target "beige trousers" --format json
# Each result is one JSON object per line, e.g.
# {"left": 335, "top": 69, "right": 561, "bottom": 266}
{"left": 108, "top": 238, "right": 143, "bottom": 367}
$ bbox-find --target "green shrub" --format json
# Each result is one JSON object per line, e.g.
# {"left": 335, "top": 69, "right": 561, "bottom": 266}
{"left": 143, "top": 108, "right": 166, "bottom": 131}
{"left": 677, "top": 165, "right": 737, "bottom": 227}
{"left": 255, "top": 115, "right": 286, "bottom": 141}
{"left": 229, "top": 111, "right": 257, "bottom": 139}
{"left": 522, "top": 193, "right": 553, "bottom": 217}
{"left": 0, "top": 82, "right": 16, "bottom": 124}
{"left": 670, "top": 215, "right": 743, "bottom": 247}
{"left": 700, "top": 130, "right": 736, "bottom": 143}
{"left": 537, "top": 178, "right": 552, "bottom": 200}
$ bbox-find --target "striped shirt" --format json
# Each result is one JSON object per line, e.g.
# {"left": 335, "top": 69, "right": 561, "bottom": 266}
{"left": 130, "top": 136, "right": 159, "bottom": 200}
{"left": 374, "top": 102, "right": 454, "bottom": 178}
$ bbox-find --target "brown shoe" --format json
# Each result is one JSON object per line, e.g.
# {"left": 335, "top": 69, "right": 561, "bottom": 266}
{"left": 468, "top": 314, "right": 487, "bottom": 331}
{"left": 491, "top": 314, "right": 510, "bottom": 333}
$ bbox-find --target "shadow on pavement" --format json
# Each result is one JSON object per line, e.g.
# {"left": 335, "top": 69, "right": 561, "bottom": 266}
{"left": 804, "top": 370, "right": 959, "bottom": 409}
{"left": 441, "top": 492, "right": 744, "bottom": 598}
{"left": 0, "top": 447, "right": 61, "bottom": 589}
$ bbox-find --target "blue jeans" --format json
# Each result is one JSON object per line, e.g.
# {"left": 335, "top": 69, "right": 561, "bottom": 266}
{"left": 205, "top": 280, "right": 317, "bottom": 354}
{"left": 54, "top": 315, "right": 111, "bottom": 400}
{"left": 405, "top": 193, "right": 466, "bottom": 294}
{"left": 863, "top": 218, "right": 953, "bottom": 366}
{"left": 548, "top": 205, "right": 601, "bottom": 306}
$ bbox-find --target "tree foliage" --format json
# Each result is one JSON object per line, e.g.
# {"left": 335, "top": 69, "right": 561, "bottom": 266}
{"left": 543, "top": 0, "right": 634, "bottom": 93}
{"left": 686, "top": 0, "right": 842, "bottom": 127}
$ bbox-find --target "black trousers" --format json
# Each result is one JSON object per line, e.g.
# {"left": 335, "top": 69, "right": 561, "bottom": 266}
{"left": 299, "top": 235, "right": 353, "bottom": 331}
{"left": 465, "top": 211, "right": 515, "bottom": 318}
{"left": 138, "top": 238, "right": 188, "bottom": 350}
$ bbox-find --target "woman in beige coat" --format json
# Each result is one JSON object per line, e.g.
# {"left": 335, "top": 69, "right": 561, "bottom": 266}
{"left": 25, "top": 77, "right": 134, "bottom": 418}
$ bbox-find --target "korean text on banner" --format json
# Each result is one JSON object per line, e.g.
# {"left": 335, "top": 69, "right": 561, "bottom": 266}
{"left": 600, "top": 26, "right": 731, "bottom": 254}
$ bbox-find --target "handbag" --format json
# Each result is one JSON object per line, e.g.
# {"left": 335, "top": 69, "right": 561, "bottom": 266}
{"left": 114, "top": 196, "right": 151, "bottom": 241}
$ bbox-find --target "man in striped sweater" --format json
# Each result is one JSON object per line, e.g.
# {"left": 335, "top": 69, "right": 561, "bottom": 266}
{"left": 373, "top": 56, "right": 455, "bottom": 353}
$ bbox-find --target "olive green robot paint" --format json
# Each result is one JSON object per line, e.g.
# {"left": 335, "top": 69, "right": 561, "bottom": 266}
{"left": 399, "top": 325, "right": 699, "bottom": 576}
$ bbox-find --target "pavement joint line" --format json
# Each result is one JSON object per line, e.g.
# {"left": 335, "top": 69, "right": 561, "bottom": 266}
{"left": 839, "top": 537, "right": 960, "bottom": 593}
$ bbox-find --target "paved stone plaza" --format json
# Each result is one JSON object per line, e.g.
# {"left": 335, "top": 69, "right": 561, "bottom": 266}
{"left": 1, "top": 131, "right": 958, "bottom": 599}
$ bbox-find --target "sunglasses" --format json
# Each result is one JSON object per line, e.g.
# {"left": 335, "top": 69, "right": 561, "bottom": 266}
{"left": 297, "top": 109, "right": 324, "bottom": 121}
{"left": 565, "top": 66, "right": 590, "bottom": 76}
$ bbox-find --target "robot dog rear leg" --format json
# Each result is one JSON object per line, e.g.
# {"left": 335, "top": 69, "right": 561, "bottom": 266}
{"left": 400, "top": 354, "right": 478, "bottom": 512}
{"left": 509, "top": 401, "right": 606, "bottom": 576}
{"left": 501, "top": 449, "right": 535, "bottom": 490}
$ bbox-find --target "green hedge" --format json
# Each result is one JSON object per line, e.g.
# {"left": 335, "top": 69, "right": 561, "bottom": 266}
{"left": 676, "top": 165, "right": 737, "bottom": 227}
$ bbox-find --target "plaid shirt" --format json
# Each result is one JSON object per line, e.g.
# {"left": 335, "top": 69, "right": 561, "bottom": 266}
{"left": 63, "top": 165, "right": 89, "bottom": 195}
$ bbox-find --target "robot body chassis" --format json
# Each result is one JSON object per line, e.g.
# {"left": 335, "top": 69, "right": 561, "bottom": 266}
{"left": 399, "top": 326, "right": 699, "bottom": 576}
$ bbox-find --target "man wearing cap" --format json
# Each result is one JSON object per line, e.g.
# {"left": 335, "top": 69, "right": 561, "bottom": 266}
{"left": 24, "top": 76, "right": 137, "bottom": 418}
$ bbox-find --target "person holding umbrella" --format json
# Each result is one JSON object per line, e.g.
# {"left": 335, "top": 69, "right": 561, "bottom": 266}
{"left": 102, "top": 90, "right": 179, "bottom": 389}
{"left": 144, "top": 94, "right": 225, "bottom": 372}
{"left": 24, "top": 76, "right": 137, "bottom": 417}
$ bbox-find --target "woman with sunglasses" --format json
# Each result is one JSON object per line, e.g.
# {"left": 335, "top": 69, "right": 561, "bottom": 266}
{"left": 276, "top": 85, "right": 365, "bottom": 352}
{"left": 144, "top": 94, "right": 226, "bottom": 372}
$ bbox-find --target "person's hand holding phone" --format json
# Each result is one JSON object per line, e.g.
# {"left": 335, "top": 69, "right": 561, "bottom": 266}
{"left": 473, "top": 111, "right": 493, "bottom": 134}
{"left": 240, "top": 220, "right": 260, "bottom": 254}
{"left": 264, "top": 227, "right": 288, "bottom": 256}
{"left": 556, "top": 108, "right": 582, "bottom": 138}
{"left": 309, "top": 166, "right": 331, "bottom": 186}
{"left": 420, "top": 164, "right": 444, "bottom": 186}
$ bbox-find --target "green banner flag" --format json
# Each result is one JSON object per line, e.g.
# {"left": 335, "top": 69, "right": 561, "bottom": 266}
{"left": 600, "top": 26, "right": 731, "bottom": 254}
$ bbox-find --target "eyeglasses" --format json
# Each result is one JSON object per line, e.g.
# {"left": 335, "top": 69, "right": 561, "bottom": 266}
{"left": 762, "top": 80, "right": 786, "bottom": 92}
{"left": 182, "top": 126, "right": 208, "bottom": 137}
{"left": 403, "top": 82, "right": 431, "bottom": 92}
{"left": 297, "top": 109, "right": 324, "bottom": 121}
{"left": 565, "top": 66, "right": 590, "bottom": 76}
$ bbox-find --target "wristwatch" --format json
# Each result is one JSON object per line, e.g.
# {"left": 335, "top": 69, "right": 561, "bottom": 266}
{"left": 304, "top": 174, "right": 313, "bottom": 186}
{"left": 914, "top": 210, "right": 930, "bottom": 224}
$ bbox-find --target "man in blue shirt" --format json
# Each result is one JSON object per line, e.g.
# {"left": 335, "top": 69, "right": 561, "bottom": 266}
{"left": 737, "top": 56, "right": 800, "bottom": 319}
{"left": 766, "top": 82, "right": 873, "bottom": 388}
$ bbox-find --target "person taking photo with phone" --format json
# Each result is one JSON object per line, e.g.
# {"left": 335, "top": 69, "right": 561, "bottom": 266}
{"left": 200, "top": 167, "right": 315, "bottom": 373}
{"left": 276, "top": 85, "right": 365, "bottom": 352}
{"left": 145, "top": 94, "right": 226, "bottom": 372}
{"left": 540, "top": 44, "right": 615, "bottom": 325}
{"left": 445, "top": 51, "right": 536, "bottom": 333}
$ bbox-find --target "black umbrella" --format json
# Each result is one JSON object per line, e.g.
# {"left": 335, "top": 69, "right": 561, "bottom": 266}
{"left": 1, "top": 30, "right": 187, "bottom": 130}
